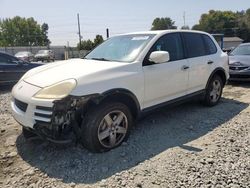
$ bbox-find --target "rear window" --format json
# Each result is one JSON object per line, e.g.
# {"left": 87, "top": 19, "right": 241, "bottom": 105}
{"left": 183, "top": 33, "right": 206, "bottom": 58}
{"left": 202, "top": 35, "right": 217, "bottom": 55}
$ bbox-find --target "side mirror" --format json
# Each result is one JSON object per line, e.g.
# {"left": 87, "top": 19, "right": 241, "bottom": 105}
{"left": 149, "top": 51, "right": 170, "bottom": 64}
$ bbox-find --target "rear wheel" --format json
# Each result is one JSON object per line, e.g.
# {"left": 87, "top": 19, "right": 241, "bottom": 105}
{"left": 80, "top": 102, "right": 133, "bottom": 152}
{"left": 203, "top": 75, "right": 223, "bottom": 106}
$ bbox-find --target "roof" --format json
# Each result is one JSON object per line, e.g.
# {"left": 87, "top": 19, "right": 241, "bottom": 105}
{"left": 239, "top": 43, "right": 250, "bottom": 46}
{"left": 117, "top": 29, "right": 211, "bottom": 36}
{"left": 223, "top": 37, "right": 243, "bottom": 42}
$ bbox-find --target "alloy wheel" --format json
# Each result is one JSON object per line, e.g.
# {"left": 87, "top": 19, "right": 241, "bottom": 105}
{"left": 98, "top": 110, "right": 128, "bottom": 148}
{"left": 210, "top": 79, "right": 222, "bottom": 103}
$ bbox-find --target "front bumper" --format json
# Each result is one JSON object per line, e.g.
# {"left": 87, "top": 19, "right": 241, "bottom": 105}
{"left": 11, "top": 80, "right": 86, "bottom": 143}
{"left": 229, "top": 70, "right": 250, "bottom": 81}
{"left": 11, "top": 81, "right": 54, "bottom": 129}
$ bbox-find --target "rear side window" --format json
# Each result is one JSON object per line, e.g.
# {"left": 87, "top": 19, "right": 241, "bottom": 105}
{"left": 0, "top": 54, "right": 17, "bottom": 64}
{"left": 183, "top": 33, "right": 206, "bottom": 58}
{"left": 202, "top": 35, "right": 217, "bottom": 55}
{"left": 151, "top": 33, "right": 184, "bottom": 61}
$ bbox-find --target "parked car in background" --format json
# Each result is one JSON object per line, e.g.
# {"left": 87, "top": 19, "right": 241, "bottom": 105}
{"left": 34, "top": 50, "right": 55, "bottom": 62}
{"left": 229, "top": 43, "right": 250, "bottom": 81}
{"left": 15, "top": 51, "right": 34, "bottom": 62}
{"left": 223, "top": 47, "right": 235, "bottom": 54}
{"left": 0, "top": 52, "right": 43, "bottom": 85}
{"left": 11, "top": 30, "right": 229, "bottom": 152}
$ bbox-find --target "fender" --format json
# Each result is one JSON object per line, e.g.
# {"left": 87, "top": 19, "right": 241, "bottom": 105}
{"left": 101, "top": 88, "right": 141, "bottom": 112}
{"left": 206, "top": 67, "right": 227, "bottom": 89}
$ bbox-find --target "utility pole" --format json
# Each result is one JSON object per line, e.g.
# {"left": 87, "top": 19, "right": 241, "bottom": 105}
{"left": 183, "top": 11, "right": 186, "bottom": 27}
{"left": 106, "top": 28, "right": 109, "bottom": 39}
{"left": 77, "top": 13, "right": 82, "bottom": 49}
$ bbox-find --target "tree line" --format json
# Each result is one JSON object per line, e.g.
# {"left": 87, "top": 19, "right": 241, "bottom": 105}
{"left": 0, "top": 9, "right": 250, "bottom": 49}
{"left": 151, "top": 9, "right": 250, "bottom": 42}
{"left": 0, "top": 16, "right": 50, "bottom": 47}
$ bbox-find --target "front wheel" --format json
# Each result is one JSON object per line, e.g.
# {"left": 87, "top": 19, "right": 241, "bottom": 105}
{"left": 22, "top": 127, "right": 37, "bottom": 139}
{"left": 203, "top": 75, "right": 223, "bottom": 106}
{"left": 81, "top": 102, "right": 133, "bottom": 152}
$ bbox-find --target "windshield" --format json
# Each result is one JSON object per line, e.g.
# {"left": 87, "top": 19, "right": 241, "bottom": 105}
{"left": 230, "top": 45, "right": 250, "bottom": 56}
{"left": 85, "top": 34, "right": 155, "bottom": 62}
{"left": 37, "top": 50, "right": 49, "bottom": 54}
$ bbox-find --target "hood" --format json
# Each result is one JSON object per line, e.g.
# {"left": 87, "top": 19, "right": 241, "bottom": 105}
{"left": 23, "top": 59, "right": 127, "bottom": 87}
{"left": 229, "top": 55, "right": 250, "bottom": 66}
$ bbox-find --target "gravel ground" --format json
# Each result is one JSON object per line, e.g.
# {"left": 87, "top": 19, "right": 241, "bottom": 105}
{"left": 0, "top": 83, "right": 249, "bottom": 188}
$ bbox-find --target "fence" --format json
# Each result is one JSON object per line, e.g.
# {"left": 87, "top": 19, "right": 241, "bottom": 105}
{"left": 0, "top": 46, "right": 67, "bottom": 60}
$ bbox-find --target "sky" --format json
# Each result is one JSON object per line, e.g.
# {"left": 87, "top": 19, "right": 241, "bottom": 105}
{"left": 1, "top": 0, "right": 250, "bottom": 46}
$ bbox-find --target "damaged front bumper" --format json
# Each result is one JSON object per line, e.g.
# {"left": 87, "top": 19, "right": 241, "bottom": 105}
{"left": 12, "top": 89, "right": 98, "bottom": 143}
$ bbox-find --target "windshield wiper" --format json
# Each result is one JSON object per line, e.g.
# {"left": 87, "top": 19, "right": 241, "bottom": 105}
{"left": 89, "top": 58, "right": 111, "bottom": 61}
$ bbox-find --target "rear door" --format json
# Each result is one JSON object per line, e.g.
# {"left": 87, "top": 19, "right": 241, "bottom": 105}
{"left": 182, "top": 33, "right": 215, "bottom": 94}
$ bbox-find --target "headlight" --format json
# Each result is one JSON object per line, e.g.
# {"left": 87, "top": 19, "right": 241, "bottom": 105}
{"left": 34, "top": 79, "right": 77, "bottom": 99}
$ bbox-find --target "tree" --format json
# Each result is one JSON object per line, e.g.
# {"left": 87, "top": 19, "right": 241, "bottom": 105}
{"left": 192, "top": 10, "right": 238, "bottom": 35}
{"left": 41, "top": 23, "right": 50, "bottom": 46}
{"left": 77, "top": 35, "right": 104, "bottom": 50}
{"left": 236, "top": 9, "right": 250, "bottom": 42}
{"left": 78, "top": 39, "right": 94, "bottom": 50}
{"left": 181, "top": 25, "right": 190, "bottom": 30}
{"left": 151, "top": 17, "right": 177, "bottom": 30}
{"left": 93, "top": 35, "right": 104, "bottom": 47}
{"left": 192, "top": 9, "right": 250, "bottom": 42}
{"left": 0, "top": 16, "right": 50, "bottom": 46}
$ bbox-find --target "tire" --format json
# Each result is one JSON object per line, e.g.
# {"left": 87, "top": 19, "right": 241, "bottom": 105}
{"left": 22, "top": 127, "right": 37, "bottom": 139}
{"left": 80, "top": 102, "right": 133, "bottom": 152}
{"left": 203, "top": 75, "right": 223, "bottom": 106}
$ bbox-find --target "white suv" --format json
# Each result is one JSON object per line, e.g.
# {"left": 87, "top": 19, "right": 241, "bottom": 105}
{"left": 11, "top": 30, "right": 229, "bottom": 152}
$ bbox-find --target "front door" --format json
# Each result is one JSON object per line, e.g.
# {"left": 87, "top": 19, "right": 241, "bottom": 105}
{"left": 143, "top": 33, "right": 189, "bottom": 109}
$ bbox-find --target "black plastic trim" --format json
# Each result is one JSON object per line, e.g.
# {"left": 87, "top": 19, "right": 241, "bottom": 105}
{"left": 101, "top": 88, "right": 141, "bottom": 112}
{"left": 206, "top": 67, "right": 227, "bottom": 88}
{"left": 36, "top": 106, "right": 53, "bottom": 111}
{"left": 34, "top": 112, "right": 52, "bottom": 119}
{"left": 141, "top": 90, "right": 205, "bottom": 115}
{"left": 14, "top": 98, "right": 28, "bottom": 112}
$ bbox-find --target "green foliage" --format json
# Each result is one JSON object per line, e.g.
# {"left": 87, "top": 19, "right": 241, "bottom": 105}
{"left": 77, "top": 35, "right": 104, "bottom": 50}
{"left": 192, "top": 9, "right": 250, "bottom": 42}
{"left": 0, "top": 16, "right": 50, "bottom": 46}
{"left": 93, "top": 35, "right": 104, "bottom": 47}
{"left": 181, "top": 25, "right": 190, "bottom": 30}
{"left": 151, "top": 17, "right": 177, "bottom": 30}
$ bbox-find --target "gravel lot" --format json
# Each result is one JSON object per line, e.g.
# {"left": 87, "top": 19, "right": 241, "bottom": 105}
{"left": 0, "top": 83, "right": 249, "bottom": 188}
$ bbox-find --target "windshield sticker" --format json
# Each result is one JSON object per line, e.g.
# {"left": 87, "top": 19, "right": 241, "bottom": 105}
{"left": 132, "top": 36, "right": 150, "bottom": 41}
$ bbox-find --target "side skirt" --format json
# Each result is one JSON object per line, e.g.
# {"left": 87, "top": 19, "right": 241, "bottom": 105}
{"left": 139, "top": 90, "right": 205, "bottom": 118}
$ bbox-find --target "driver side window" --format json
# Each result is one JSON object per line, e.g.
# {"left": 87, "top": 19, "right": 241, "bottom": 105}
{"left": 151, "top": 33, "right": 185, "bottom": 62}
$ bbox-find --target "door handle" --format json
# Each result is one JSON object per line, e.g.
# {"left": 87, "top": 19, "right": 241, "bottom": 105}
{"left": 181, "top": 65, "right": 189, "bottom": 70}
{"left": 207, "top": 60, "right": 214, "bottom": 64}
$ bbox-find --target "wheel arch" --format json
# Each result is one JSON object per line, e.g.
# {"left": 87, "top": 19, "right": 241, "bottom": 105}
{"left": 206, "top": 68, "right": 227, "bottom": 89}
{"left": 99, "top": 88, "right": 141, "bottom": 119}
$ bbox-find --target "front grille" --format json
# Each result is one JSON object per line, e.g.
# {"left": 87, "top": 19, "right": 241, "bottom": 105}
{"left": 14, "top": 99, "right": 28, "bottom": 112}
{"left": 229, "top": 66, "right": 249, "bottom": 71}
{"left": 230, "top": 74, "right": 250, "bottom": 79}
{"left": 34, "top": 106, "right": 53, "bottom": 123}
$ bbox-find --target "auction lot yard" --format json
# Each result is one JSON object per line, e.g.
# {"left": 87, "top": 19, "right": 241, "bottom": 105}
{"left": 0, "top": 83, "right": 249, "bottom": 188}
